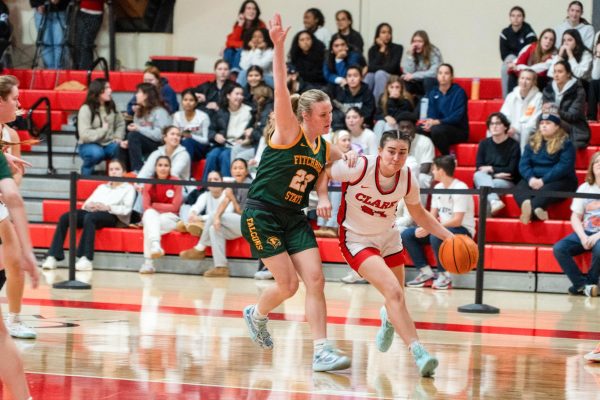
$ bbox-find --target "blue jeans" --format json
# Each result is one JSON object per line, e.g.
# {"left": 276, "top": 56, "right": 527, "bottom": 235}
{"left": 34, "top": 10, "right": 67, "bottom": 69}
{"left": 401, "top": 226, "right": 471, "bottom": 272}
{"left": 553, "top": 231, "right": 600, "bottom": 290}
{"left": 79, "top": 142, "right": 119, "bottom": 176}
{"left": 203, "top": 146, "right": 231, "bottom": 181}
{"left": 182, "top": 138, "right": 210, "bottom": 162}
{"left": 223, "top": 48, "right": 242, "bottom": 71}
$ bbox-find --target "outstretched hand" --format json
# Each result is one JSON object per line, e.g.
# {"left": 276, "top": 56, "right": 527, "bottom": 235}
{"left": 268, "top": 13, "right": 290, "bottom": 46}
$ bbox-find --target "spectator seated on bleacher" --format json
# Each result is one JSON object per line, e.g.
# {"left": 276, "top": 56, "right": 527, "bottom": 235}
{"left": 542, "top": 60, "right": 590, "bottom": 149}
{"left": 331, "top": 66, "right": 375, "bottom": 130}
{"left": 418, "top": 63, "right": 469, "bottom": 155}
{"left": 344, "top": 107, "right": 377, "bottom": 155}
{"left": 137, "top": 126, "right": 191, "bottom": 181}
{"left": 303, "top": 8, "right": 331, "bottom": 48}
{"left": 176, "top": 171, "right": 231, "bottom": 236}
{"left": 288, "top": 30, "right": 326, "bottom": 90}
{"left": 223, "top": 0, "right": 265, "bottom": 72}
{"left": 247, "top": 110, "right": 274, "bottom": 176}
{"left": 512, "top": 28, "right": 557, "bottom": 92}
{"left": 553, "top": 150, "right": 600, "bottom": 297}
{"left": 402, "top": 155, "right": 475, "bottom": 290}
{"left": 237, "top": 84, "right": 272, "bottom": 163}
{"left": 121, "top": 83, "right": 172, "bottom": 173}
{"left": 401, "top": 30, "right": 443, "bottom": 97}
{"left": 515, "top": 110, "right": 577, "bottom": 224}
{"left": 126, "top": 66, "right": 179, "bottom": 116}
{"left": 242, "top": 65, "right": 270, "bottom": 105}
{"left": 323, "top": 34, "right": 365, "bottom": 90}
{"left": 364, "top": 23, "right": 403, "bottom": 101}
{"left": 139, "top": 156, "right": 183, "bottom": 274}
{"left": 499, "top": 6, "right": 537, "bottom": 97}
{"left": 373, "top": 76, "right": 415, "bottom": 139}
{"left": 397, "top": 112, "right": 434, "bottom": 195}
{"left": 548, "top": 29, "right": 592, "bottom": 83}
{"left": 286, "top": 64, "right": 310, "bottom": 95}
{"left": 203, "top": 84, "right": 253, "bottom": 181}
{"left": 554, "top": 1, "right": 594, "bottom": 50}
{"left": 193, "top": 59, "right": 233, "bottom": 117}
{"left": 180, "top": 158, "right": 252, "bottom": 278}
{"left": 586, "top": 39, "right": 600, "bottom": 120}
{"left": 41, "top": 159, "right": 135, "bottom": 272}
{"left": 172, "top": 89, "right": 211, "bottom": 163}
{"left": 334, "top": 10, "right": 364, "bottom": 54}
{"left": 77, "top": 78, "right": 125, "bottom": 176}
{"left": 500, "top": 68, "right": 542, "bottom": 151}
{"left": 237, "top": 27, "right": 274, "bottom": 87}
{"left": 474, "top": 112, "right": 521, "bottom": 216}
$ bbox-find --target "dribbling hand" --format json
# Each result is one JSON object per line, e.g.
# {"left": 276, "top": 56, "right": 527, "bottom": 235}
{"left": 268, "top": 13, "right": 290, "bottom": 46}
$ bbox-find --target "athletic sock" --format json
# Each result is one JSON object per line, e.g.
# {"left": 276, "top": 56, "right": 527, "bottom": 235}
{"left": 252, "top": 305, "right": 267, "bottom": 320}
{"left": 421, "top": 266, "right": 433, "bottom": 276}
{"left": 409, "top": 340, "right": 421, "bottom": 352}
{"left": 314, "top": 338, "right": 328, "bottom": 353}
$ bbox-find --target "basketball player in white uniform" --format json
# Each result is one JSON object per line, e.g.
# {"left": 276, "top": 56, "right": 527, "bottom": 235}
{"left": 325, "top": 130, "right": 454, "bottom": 377}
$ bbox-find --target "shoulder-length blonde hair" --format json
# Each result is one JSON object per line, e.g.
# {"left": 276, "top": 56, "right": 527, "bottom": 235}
{"left": 585, "top": 151, "right": 600, "bottom": 185}
{"left": 528, "top": 125, "right": 569, "bottom": 155}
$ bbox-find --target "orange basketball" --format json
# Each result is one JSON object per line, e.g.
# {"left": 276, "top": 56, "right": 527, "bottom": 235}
{"left": 438, "top": 235, "right": 479, "bottom": 274}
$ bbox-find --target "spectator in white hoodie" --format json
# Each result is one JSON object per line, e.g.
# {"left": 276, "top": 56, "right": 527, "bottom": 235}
{"left": 237, "top": 27, "right": 274, "bottom": 87}
{"left": 554, "top": 1, "right": 594, "bottom": 50}
{"left": 500, "top": 69, "right": 543, "bottom": 150}
{"left": 138, "top": 126, "right": 191, "bottom": 181}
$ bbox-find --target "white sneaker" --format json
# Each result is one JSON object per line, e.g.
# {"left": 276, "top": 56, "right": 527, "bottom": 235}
{"left": 432, "top": 272, "right": 452, "bottom": 290}
{"left": 341, "top": 270, "right": 367, "bottom": 284}
{"left": 139, "top": 261, "right": 155, "bottom": 274}
{"left": 75, "top": 256, "right": 93, "bottom": 271}
{"left": 5, "top": 316, "right": 36, "bottom": 339}
{"left": 150, "top": 242, "right": 165, "bottom": 259}
{"left": 584, "top": 284, "right": 599, "bottom": 297}
{"left": 490, "top": 199, "right": 505, "bottom": 216}
{"left": 584, "top": 343, "right": 600, "bottom": 362}
{"left": 254, "top": 270, "right": 274, "bottom": 280}
{"left": 41, "top": 256, "right": 57, "bottom": 270}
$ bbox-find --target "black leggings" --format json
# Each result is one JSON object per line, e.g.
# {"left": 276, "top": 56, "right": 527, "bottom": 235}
{"left": 513, "top": 178, "right": 578, "bottom": 212}
{"left": 420, "top": 124, "right": 469, "bottom": 155}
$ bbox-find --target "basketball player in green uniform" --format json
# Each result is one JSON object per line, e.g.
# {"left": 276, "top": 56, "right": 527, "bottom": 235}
{"left": 241, "top": 14, "right": 355, "bottom": 372}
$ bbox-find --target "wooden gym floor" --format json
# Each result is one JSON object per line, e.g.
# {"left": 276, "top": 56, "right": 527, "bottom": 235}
{"left": 1, "top": 269, "right": 599, "bottom": 399}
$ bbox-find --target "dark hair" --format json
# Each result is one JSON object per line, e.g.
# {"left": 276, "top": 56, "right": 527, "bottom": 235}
{"left": 289, "top": 30, "right": 325, "bottom": 66}
{"left": 335, "top": 10, "right": 353, "bottom": 28}
{"left": 379, "top": 130, "right": 412, "bottom": 150}
{"left": 220, "top": 83, "right": 243, "bottom": 109}
{"left": 154, "top": 155, "right": 171, "bottom": 177}
{"left": 373, "top": 23, "right": 393, "bottom": 46}
{"left": 162, "top": 125, "right": 181, "bottom": 137}
{"left": 433, "top": 155, "right": 456, "bottom": 177}
{"left": 346, "top": 65, "right": 362, "bottom": 77}
{"left": 346, "top": 106, "right": 364, "bottom": 119}
{"left": 237, "top": 0, "right": 261, "bottom": 26}
{"left": 554, "top": 59, "right": 573, "bottom": 76}
{"left": 135, "top": 82, "right": 164, "bottom": 118}
{"left": 562, "top": 29, "right": 588, "bottom": 61}
{"left": 305, "top": 8, "right": 325, "bottom": 28}
{"left": 246, "top": 65, "right": 265, "bottom": 90}
{"left": 213, "top": 59, "right": 229, "bottom": 70}
{"left": 243, "top": 27, "right": 273, "bottom": 50}
{"left": 327, "top": 34, "right": 351, "bottom": 72}
{"left": 230, "top": 157, "right": 249, "bottom": 175}
{"left": 486, "top": 112, "right": 511, "bottom": 131}
{"left": 509, "top": 6, "right": 525, "bottom": 18}
{"left": 84, "top": 78, "right": 117, "bottom": 124}
{"left": 533, "top": 29, "right": 557, "bottom": 63}
{"left": 180, "top": 88, "right": 198, "bottom": 104}
{"left": 438, "top": 63, "right": 454, "bottom": 76}
{"left": 107, "top": 158, "right": 126, "bottom": 172}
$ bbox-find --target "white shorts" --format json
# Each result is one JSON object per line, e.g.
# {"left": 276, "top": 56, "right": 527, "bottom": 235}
{"left": 339, "top": 227, "right": 405, "bottom": 271}
{"left": 0, "top": 202, "right": 8, "bottom": 222}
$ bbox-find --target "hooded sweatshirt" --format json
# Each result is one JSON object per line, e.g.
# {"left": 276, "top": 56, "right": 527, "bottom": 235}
{"left": 500, "top": 85, "right": 542, "bottom": 144}
{"left": 137, "top": 144, "right": 191, "bottom": 181}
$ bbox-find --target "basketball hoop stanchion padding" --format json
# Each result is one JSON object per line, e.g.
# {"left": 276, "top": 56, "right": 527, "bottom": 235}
{"left": 458, "top": 185, "right": 499, "bottom": 314}
{"left": 53, "top": 171, "right": 92, "bottom": 290}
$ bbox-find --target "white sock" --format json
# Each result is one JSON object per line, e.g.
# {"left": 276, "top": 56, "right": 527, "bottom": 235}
{"left": 314, "top": 338, "right": 328, "bottom": 352}
{"left": 409, "top": 340, "right": 421, "bottom": 352}
{"left": 252, "top": 305, "right": 267, "bottom": 320}
{"left": 421, "top": 265, "right": 433, "bottom": 276}
{"left": 7, "top": 312, "right": 18, "bottom": 323}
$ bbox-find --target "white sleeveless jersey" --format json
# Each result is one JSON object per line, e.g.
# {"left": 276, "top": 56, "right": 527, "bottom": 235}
{"left": 336, "top": 155, "right": 420, "bottom": 236}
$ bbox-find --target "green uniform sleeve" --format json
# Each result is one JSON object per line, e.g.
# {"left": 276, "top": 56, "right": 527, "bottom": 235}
{"left": 0, "top": 153, "right": 13, "bottom": 180}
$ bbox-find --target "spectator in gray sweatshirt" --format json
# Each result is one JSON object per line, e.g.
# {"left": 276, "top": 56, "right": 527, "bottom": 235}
{"left": 121, "top": 83, "right": 172, "bottom": 172}
{"left": 78, "top": 78, "right": 125, "bottom": 176}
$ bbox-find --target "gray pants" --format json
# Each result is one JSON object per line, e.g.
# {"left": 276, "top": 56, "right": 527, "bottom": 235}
{"left": 196, "top": 213, "right": 242, "bottom": 267}
{"left": 364, "top": 70, "right": 390, "bottom": 102}
{"left": 231, "top": 144, "right": 255, "bottom": 162}
{"left": 473, "top": 171, "right": 514, "bottom": 202}
{"left": 501, "top": 55, "right": 517, "bottom": 98}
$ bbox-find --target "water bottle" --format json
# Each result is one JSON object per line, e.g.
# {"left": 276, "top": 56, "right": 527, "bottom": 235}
{"left": 419, "top": 97, "right": 429, "bottom": 120}
{"left": 471, "top": 78, "right": 480, "bottom": 101}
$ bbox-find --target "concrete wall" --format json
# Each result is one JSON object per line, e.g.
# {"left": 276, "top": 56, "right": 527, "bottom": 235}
{"left": 6, "top": 0, "right": 594, "bottom": 77}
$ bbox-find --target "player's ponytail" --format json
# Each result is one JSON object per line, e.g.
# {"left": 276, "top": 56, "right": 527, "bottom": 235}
{"left": 290, "top": 94, "right": 301, "bottom": 117}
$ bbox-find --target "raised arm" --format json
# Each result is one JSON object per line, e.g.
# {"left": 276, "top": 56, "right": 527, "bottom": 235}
{"left": 268, "top": 13, "right": 299, "bottom": 146}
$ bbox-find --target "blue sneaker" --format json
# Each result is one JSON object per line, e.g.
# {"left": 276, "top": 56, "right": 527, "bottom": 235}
{"left": 375, "top": 306, "right": 394, "bottom": 352}
{"left": 411, "top": 342, "right": 438, "bottom": 377}
{"left": 243, "top": 305, "right": 273, "bottom": 349}
{"left": 313, "top": 344, "right": 351, "bottom": 372}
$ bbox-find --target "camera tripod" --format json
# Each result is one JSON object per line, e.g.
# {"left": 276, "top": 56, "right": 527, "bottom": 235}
{"left": 31, "top": 0, "right": 77, "bottom": 70}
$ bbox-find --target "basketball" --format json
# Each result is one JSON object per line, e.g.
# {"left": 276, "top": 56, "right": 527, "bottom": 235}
{"left": 438, "top": 235, "right": 479, "bottom": 274}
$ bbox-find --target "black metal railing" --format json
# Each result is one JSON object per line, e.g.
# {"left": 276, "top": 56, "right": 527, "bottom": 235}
{"left": 26, "top": 96, "right": 55, "bottom": 174}
{"left": 86, "top": 57, "right": 110, "bottom": 86}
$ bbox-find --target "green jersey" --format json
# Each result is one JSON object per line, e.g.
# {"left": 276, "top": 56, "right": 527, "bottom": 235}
{"left": 248, "top": 129, "right": 330, "bottom": 211}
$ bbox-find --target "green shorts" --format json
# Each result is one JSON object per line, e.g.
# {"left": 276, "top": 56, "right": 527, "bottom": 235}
{"left": 241, "top": 206, "right": 318, "bottom": 259}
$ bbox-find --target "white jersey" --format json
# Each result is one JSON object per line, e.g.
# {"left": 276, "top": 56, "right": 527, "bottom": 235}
{"left": 332, "top": 155, "right": 421, "bottom": 236}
